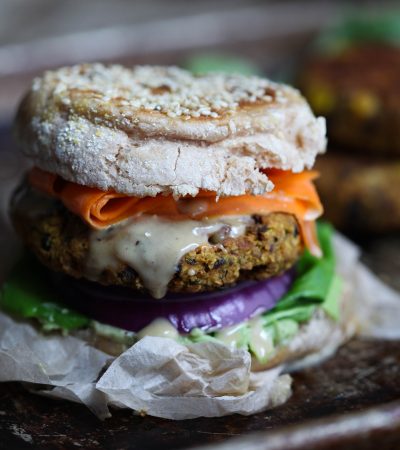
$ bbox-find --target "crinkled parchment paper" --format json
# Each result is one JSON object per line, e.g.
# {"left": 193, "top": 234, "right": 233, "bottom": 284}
{"left": 0, "top": 233, "right": 399, "bottom": 419}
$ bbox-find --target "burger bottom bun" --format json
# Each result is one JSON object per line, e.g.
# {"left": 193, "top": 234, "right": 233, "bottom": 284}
{"left": 73, "top": 298, "right": 355, "bottom": 373}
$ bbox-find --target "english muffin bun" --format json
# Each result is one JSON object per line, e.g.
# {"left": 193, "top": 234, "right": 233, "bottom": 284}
{"left": 15, "top": 64, "right": 326, "bottom": 197}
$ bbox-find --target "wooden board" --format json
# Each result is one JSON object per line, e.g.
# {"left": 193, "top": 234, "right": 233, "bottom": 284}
{"left": 0, "top": 338, "right": 400, "bottom": 450}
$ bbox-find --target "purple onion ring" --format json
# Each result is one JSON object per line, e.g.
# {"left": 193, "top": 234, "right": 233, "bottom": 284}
{"left": 56, "top": 271, "right": 294, "bottom": 333}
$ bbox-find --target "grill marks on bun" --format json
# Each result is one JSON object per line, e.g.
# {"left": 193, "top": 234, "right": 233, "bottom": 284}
{"left": 15, "top": 64, "right": 326, "bottom": 198}
{"left": 39, "top": 64, "right": 288, "bottom": 120}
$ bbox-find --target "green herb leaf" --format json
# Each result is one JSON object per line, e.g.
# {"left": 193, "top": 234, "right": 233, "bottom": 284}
{"left": 0, "top": 254, "right": 89, "bottom": 331}
{"left": 184, "top": 53, "right": 261, "bottom": 76}
{"left": 322, "top": 275, "right": 342, "bottom": 321}
{"left": 315, "top": 12, "right": 400, "bottom": 54}
{"left": 272, "top": 221, "right": 335, "bottom": 312}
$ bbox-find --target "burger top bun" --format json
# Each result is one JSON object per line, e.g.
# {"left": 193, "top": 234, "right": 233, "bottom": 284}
{"left": 15, "top": 64, "right": 326, "bottom": 197}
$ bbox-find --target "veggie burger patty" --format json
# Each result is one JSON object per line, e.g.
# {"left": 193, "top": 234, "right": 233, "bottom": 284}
{"left": 299, "top": 43, "right": 400, "bottom": 155}
{"left": 11, "top": 181, "right": 302, "bottom": 295}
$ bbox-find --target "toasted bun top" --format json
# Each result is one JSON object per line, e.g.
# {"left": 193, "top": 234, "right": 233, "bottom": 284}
{"left": 15, "top": 64, "right": 326, "bottom": 197}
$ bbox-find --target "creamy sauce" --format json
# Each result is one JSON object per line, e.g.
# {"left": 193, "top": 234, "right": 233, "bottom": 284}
{"left": 214, "top": 324, "right": 246, "bottom": 349}
{"left": 91, "top": 321, "right": 136, "bottom": 345}
{"left": 247, "top": 317, "right": 274, "bottom": 361}
{"left": 137, "top": 318, "right": 179, "bottom": 339}
{"left": 128, "top": 316, "right": 277, "bottom": 360}
{"left": 133, "top": 317, "right": 275, "bottom": 359}
{"left": 213, "top": 318, "right": 274, "bottom": 359}
{"left": 86, "top": 214, "right": 252, "bottom": 299}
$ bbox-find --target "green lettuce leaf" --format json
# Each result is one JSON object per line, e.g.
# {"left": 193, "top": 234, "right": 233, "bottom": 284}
{"left": 271, "top": 221, "right": 335, "bottom": 312}
{"left": 0, "top": 255, "right": 89, "bottom": 331}
{"left": 315, "top": 12, "right": 400, "bottom": 54}
{"left": 184, "top": 53, "right": 261, "bottom": 76}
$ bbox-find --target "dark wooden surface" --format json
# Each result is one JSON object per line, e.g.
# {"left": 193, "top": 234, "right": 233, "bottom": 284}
{"left": 0, "top": 338, "right": 400, "bottom": 450}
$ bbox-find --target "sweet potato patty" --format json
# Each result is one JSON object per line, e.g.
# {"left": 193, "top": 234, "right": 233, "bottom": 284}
{"left": 315, "top": 152, "right": 400, "bottom": 233}
{"left": 299, "top": 43, "right": 400, "bottom": 155}
{"left": 11, "top": 183, "right": 302, "bottom": 294}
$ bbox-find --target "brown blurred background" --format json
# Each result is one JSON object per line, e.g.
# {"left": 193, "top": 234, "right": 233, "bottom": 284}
{"left": 0, "top": 0, "right": 399, "bottom": 286}
{"left": 0, "top": 0, "right": 391, "bottom": 120}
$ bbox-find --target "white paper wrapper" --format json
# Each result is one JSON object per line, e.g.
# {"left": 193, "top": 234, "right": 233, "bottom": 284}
{"left": 333, "top": 233, "right": 400, "bottom": 339}
{"left": 96, "top": 338, "right": 292, "bottom": 419}
{"left": 0, "top": 312, "right": 292, "bottom": 420}
{"left": 0, "top": 232, "right": 399, "bottom": 420}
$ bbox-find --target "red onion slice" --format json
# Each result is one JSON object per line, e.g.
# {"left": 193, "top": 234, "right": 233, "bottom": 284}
{"left": 57, "top": 271, "right": 294, "bottom": 333}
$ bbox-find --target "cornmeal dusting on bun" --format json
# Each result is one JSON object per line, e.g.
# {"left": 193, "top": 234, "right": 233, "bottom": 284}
{"left": 15, "top": 64, "right": 326, "bottom": 197}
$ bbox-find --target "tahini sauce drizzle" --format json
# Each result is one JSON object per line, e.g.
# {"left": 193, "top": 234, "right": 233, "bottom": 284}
{"left": 137, "top": 318, "right": 179, "bottom": 340}
{"left": 86, "top": 215, "right": 252, "bottom": 299}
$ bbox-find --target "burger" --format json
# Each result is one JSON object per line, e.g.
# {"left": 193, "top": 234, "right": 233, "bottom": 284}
{"left": 298, "top": 14, "right": 400, "bottom": 233}
{"left": 1, "top": 64, "right": 346, "bottom": 372}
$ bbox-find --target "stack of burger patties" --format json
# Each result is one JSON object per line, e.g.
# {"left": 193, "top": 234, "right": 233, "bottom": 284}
{"left": 3, "top": 64, "right": 346, "bottom": 371}
{"left": 298, "top": 15, "right": 400, "bottom": 233}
